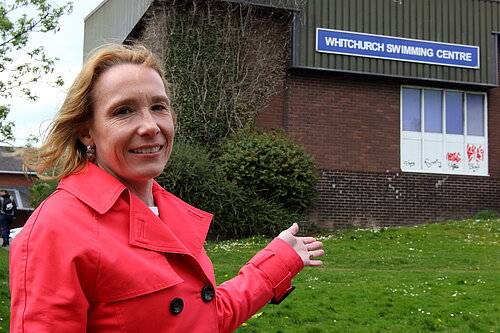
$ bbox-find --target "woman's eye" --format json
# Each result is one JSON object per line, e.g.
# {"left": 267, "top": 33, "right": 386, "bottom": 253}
{"left": 152, "top": 104, "right": 168, "bottom": 112}
{"left": 115, "top": 108, "right": 131, "bottom": 116}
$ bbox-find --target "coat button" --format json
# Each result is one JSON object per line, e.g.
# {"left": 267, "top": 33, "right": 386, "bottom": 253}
{"left": 201, "top": 286, "right": 215, "bottom": 302}
{"left": 170, "top": 298, "right": 184, "bottom": 315}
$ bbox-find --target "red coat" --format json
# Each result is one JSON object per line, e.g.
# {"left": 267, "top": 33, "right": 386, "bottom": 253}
{"left": 10, "top": 163, "right": 303, "bottom": 332}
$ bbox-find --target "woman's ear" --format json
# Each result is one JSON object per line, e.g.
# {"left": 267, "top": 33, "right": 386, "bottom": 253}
{"left": 78, "top": 126, "right": 94, "bottom": 147}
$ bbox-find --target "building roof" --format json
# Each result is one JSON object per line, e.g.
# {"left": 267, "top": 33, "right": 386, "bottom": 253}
{"left": 83, "top": 0, "right": 301, "bottom": 58}
{"left": 83, "top": 0, "right": 154, "bottom": 58}
{"left": 0, "top": 146, "right": 27, "bottom": 174}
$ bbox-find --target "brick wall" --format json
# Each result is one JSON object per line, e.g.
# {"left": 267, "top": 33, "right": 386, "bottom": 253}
{"left": 315, "top": 170, "right": 500, "bottom": 229}
{"left": 256, "top": 66, "right": 500, "bottom": 229}
{"left": 0, "top": 174, "right": 33, "bottom": 187}
{"left": 487, "top": 66, "right": 500, "bottom": 178}
{"left": 255, "top": 85, "right": 285, "bottom": 130}
{"left": 283, "top": 70, "right": 401, "bottom": 172}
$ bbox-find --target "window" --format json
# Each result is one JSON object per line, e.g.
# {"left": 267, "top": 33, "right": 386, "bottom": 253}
{"left": 401, "top": 87, "right": 487, "bottom": 176}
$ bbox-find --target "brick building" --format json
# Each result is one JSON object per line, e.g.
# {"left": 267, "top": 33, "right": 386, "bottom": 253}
{"left": 84, "top": 0, "right": 500, "bottom": 228}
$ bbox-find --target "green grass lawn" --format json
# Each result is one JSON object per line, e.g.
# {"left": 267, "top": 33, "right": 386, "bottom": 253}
{"left": 0, "top": 245, "right": 8, "bottom": 332}
{"left": 1, "top": 217, "right": 499, "bottom": 332}
{"left": 206, "top": 218, "right": 500, "bottom": 333}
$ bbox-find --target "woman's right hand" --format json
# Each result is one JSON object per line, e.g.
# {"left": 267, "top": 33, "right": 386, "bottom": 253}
{"left": 277, "top": 223, "right": 325, "bottom": 266}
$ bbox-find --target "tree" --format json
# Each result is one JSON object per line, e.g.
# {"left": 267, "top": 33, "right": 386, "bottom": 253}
{"left": 29, "top": 177, "right": 58, "bottom": 208}
{"left": 0, "top": 0, "right": 73, "bottom": 144}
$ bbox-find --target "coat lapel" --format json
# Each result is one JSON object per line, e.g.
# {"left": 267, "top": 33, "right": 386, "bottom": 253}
{"left": 128, "top": 192, "right": 190, "bottom": 255}
{"left": 128, "top": 181, "right": 213, "bottom": 259}
{"left": 59, "top": 163, "right": 214, "bottom": 275}
{"left": 58, "top": 163, "right": 127, "bottom": 215}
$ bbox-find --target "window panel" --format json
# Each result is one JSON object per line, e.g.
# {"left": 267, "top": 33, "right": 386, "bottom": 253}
{"left": 401, "top": 139, "right": 421, "bottom": 171}
{"left": 424, "top": 89, "right": 442, "bottom": 133}
{"left": 445, "top": 91, "right": 463, "bottom": 135}
{"left": 467, "top": 94, "right": 484, "bottom": 136}
{"left": 401, "top": 87, "right": 487, "bottom": 176}
{"left": 402, "top": 88, "right": 421, "bottom": 132}
{"left": 445, "top": 142, "right": 464, "bottom": 173}
{"left": 423, "top": 139, "right": 443, "bottom": 172}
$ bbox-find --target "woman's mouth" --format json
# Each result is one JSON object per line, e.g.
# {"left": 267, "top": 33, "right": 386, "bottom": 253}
{"left": 129, "top": 146, "right": 163, "bottom": 154}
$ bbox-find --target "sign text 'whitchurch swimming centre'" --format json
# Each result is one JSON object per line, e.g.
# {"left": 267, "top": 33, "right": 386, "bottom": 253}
{"left": 316, "top": 28, "right": 480, "bottom": 69}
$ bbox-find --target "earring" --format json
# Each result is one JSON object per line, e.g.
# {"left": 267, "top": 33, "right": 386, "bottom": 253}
{"left": 86, "top": 145, "right": 95, "bottom": 159}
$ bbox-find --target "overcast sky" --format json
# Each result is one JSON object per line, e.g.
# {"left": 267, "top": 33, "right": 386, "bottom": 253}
{"left": 2, "top": 0, "right": 104, "bottom": 146}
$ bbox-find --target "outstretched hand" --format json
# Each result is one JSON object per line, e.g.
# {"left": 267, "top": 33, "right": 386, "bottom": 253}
{"left": 277, "top": 223, "right": 325, "bottom": 267}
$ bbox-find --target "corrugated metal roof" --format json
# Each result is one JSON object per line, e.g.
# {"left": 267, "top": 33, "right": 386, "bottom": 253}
{"left": 83, "top": 0, "right": 302, "bottom": 59}
{"left": 83, "top": 0, "right": 154, "bottom": 59}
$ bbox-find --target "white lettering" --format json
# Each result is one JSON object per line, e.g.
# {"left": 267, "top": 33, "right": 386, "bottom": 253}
{"left": 324, "top": 37, "right": 348, "bottom": 47}
{"left": 321, "top": 32, "right": 475, "bottom": 66}
{"left": 436, "top": 49, "right": 472, "bottom": 62}
{"left": 325, "top": 37, "right": 339, "bottom": 47}
{"left": 386, "top": 44, "right": 433, "bottom": 57}
{"left": 325, "top": 37, "right": 385, "bottom": 52}
{"left": 364, "top": 42, "right": 384, "bottom": 52}
{"left": 388, "top": 44, "right": 401, "bottom": 53}
{"left": 335, "top": 38, "right": 347, "bottom": 47}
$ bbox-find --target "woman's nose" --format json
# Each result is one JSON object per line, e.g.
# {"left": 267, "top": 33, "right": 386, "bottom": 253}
{"left": 137, "top": 110, "right": 160, "bottom": 136}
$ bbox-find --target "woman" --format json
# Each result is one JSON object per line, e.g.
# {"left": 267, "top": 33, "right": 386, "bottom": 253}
{"left": 10, "top": 44, "right": 325, "bottom": 332}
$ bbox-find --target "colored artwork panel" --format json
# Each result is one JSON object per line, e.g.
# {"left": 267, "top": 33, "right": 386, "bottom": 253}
{"left": 445, "top": 142, "right": 464, "bottom": 173}
{"left": 466, "top": 142, "right": 487, "bottom": 174}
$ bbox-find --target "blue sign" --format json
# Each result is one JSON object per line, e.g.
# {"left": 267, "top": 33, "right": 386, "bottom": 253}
{"left": 316, "top": 28, "right": 480, "bottom": 69}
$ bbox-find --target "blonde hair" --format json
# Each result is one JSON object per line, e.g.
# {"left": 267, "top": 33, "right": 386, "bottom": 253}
{"left": 23, "top": 43, "right": 172, "bottom": 180}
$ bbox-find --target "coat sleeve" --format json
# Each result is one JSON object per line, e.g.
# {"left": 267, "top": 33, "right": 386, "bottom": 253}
{"left": 9, "top": 193, "right": 98, "bottom": 333}
{"left": 215, "top": 237, "right": 303, "bottom": 333}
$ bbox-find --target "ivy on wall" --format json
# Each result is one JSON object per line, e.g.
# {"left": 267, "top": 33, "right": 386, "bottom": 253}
{"left": 138, "top": 0, "right": 304, "bottom": 144}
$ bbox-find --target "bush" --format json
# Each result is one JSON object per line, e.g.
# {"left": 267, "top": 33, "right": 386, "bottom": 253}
{"left": 216, "top": 129, "right": 318, "bottom": 214}
{"left": 30, "top": 178, "right": 58, "bottom": 208}
{"left": 474, "top": 209, "right": 499, "bottom": 220}
{"left": 156, "top": 140, "right": 299, "bottom": 239}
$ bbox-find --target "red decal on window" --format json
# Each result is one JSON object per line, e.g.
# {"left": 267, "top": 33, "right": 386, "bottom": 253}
{"left": 446, "top": 152, "right": 462, "bottom": 163}
{"left": 467, "top": 144, "right": 485, "bottom": 162}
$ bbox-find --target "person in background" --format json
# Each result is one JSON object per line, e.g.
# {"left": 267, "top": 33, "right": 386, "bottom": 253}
{"left": 10, "top": 43, "right": 325, "bottom": 332}
{"left": 0, "top": 189, "right": 16, "bottom": 247}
